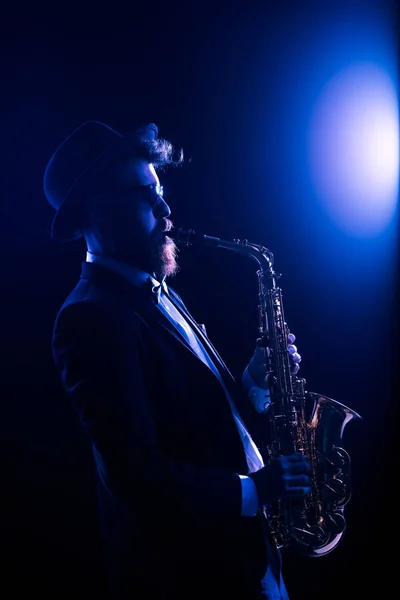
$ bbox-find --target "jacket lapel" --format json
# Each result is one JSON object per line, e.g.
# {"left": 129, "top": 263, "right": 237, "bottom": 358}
{"left": 80, "top": 262, "right": 221, "bottom": 370}
{"left": 167, "top": 287, "right": 236, "bottom": 383}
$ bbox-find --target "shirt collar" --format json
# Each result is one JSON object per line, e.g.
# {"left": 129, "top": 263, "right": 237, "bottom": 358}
{"left": 85, "top": 252, "right": 169, "bottom": 295}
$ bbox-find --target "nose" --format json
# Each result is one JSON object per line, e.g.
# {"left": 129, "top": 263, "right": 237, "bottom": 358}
{"left": 155, "top": 197, "right": 171, "bottom": 219}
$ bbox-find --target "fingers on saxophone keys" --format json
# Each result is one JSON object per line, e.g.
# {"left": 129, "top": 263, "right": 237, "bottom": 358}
{"left": 288, "top": 343, "right": 301, "bottom": 374}
{"left": 289, "top": 475, "right": 311, "bottom": 487}
{"left": 284, "top": 454, "right": 311, "bottom": 475}
{"left": 288, "top": 344, "right": 301, "bottom": 360}
{"left": 285, "top": 455, "right": 311, "bottom": 473}
{"left": 283, "top": 473, "right": 312, "bottom": 497}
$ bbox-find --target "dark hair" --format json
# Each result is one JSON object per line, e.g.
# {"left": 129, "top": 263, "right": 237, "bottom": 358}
{"left": 81, "top": 134, "right": 183, "bottom": 196}
{"left": 137, "top": 136, "right": 184, "bottom": 171}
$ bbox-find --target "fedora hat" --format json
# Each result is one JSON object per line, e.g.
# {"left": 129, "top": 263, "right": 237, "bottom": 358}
{"left": 43, "top": 120, "right": 158, "bottom": 242}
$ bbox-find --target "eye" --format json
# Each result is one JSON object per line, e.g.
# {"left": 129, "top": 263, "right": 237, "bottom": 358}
{"left": 150, "top": 184, "right": 164, "bottom": 207}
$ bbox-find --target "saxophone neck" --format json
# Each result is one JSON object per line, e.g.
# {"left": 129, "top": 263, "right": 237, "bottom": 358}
{"left": 170, "top": 227, "right": 277, "bottom": 274}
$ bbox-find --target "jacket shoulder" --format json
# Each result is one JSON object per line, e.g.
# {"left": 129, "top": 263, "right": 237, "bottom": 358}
{"left": 53, "top": 280, "right": 145, "bottom": 340}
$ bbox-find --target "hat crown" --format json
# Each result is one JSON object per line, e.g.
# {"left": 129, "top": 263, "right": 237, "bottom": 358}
{"left": 43, "top": 120, "right": 123, "bottom": 211}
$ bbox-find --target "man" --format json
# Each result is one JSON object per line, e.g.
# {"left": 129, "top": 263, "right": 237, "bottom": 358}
{"left": 45, "top": 121, "right": 310, "bottom": 599}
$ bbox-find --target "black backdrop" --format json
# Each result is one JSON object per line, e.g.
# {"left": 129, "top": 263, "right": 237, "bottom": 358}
{"left": 0, "top": 2, "right": 398, "bottom": 598}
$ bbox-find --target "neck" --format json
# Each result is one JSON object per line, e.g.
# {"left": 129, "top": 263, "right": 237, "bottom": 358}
{"left": 86, "top": 245, "right": 156, "bottom": 277}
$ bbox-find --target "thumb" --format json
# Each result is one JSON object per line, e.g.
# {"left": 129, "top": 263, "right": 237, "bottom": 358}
{"left": 248, "top": 346, "right": 270, "bottom": 388}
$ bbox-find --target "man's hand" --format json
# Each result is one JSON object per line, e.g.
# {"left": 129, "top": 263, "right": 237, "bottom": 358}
{"left": 249, "top": 452, "right": 311, "bottom": 506}
{"left": 287, "top": 332, "right": 301, "bottom": 375}
{"left": 247, "top": 332, "right": 302, "bottom": 389}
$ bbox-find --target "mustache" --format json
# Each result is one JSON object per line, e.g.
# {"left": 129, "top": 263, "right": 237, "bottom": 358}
{"left": 160, "top": 218, "right": 173, "bottom": 233}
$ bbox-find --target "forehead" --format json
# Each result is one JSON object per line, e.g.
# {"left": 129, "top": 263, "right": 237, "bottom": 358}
{"left": 115, "top": 157, "right": 160, "bottom": 188}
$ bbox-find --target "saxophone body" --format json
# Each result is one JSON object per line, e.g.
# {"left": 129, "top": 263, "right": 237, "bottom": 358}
{"left": 258, "top": 277, "right": 361, "bottom": 557}
{"left": 171, "top": 228, "right": 362, "bottom": 558}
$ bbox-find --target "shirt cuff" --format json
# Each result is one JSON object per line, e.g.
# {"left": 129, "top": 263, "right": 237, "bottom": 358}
{"left": 239, "top": 475, "right": 259, "bottom": 516}
{"left": 242, "top": 366, "right": 271, "bottom": 414}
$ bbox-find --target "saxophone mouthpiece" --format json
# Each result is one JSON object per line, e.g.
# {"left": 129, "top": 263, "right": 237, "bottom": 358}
{"left": 169, "top": 227, "right": 220, "bottom": 247}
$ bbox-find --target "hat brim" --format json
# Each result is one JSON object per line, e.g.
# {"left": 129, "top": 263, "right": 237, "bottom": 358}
{"left": 50, "top": 189, "right": 84, "bottom": 242}
{"left": 50, "top": 124, "right": 159, "bottom": 242}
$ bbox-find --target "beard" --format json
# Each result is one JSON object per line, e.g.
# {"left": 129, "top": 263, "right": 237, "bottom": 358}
{"left": 153, "top": 236, "right": 179, "bottom": 278}
{"left": 151, "top": 219, "right": 180, "bottom": 279}
{"left": 102, "top": 217, "right": 179, "bottom": 279}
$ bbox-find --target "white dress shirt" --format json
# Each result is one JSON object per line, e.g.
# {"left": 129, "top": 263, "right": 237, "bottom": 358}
{"left": 86, "top": 252, "right": 268, "bottom": 516}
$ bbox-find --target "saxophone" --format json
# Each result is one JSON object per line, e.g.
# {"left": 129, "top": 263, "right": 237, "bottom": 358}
{"left": 171, "top": 227, "right": 362, "bottom": 557}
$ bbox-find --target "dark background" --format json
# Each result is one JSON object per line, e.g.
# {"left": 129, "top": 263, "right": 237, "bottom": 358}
{"left": 0, "top": 1, "right": 398, "bottom": 598}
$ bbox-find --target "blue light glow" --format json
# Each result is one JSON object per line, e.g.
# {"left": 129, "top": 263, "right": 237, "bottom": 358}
{"left": 309, "top": 62, "right": 399, "bottom": 238}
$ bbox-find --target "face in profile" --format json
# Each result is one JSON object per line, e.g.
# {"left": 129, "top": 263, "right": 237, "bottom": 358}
{"left": 87, "top": 156, "right": 179, "bottom": 278}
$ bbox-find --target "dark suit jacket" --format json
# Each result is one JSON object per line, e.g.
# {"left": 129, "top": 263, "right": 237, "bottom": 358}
{"left": 52, "top": 261, "right": 270, "bottom": 599}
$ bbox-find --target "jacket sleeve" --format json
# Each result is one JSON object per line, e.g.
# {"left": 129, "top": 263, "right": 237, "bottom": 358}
{"left": 52, "top": 301, "right": 242, "bottom": 519}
